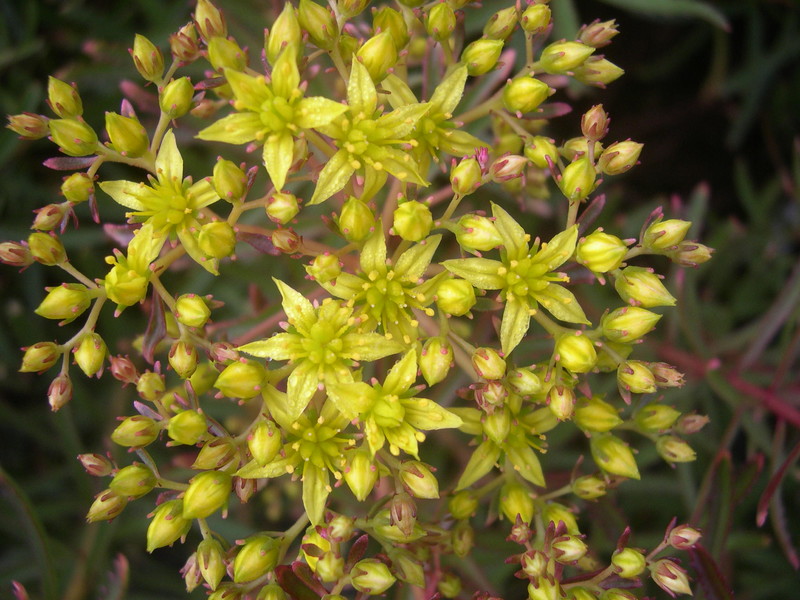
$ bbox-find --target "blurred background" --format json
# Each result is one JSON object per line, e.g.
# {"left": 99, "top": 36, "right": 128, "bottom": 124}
{"left": 1, "top": 0, "right": 798, "bottom": 598}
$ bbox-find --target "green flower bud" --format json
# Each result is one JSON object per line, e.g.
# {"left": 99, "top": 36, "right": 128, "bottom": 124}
{"left": 248, "top": 420, "right": 282, "bottom": 466}
{"left": 576, "top": 230, "right": 628, "bottom": 273}
{"left": 590, "top": 433, "right": 640, "bottom": 480}
{"left": 490, "top": 154, "right": 528, "bottom": 182}
{"left": 503, "top": 77, "right": 551, "bottom": 114}
{"left": 573, "top": 56, "right": 624, "bottom": 87}
{"left": 560, "top": 155, "right": 596, "bottom": 201}
{"left": 257, "top": 585, "right": 287, "bottom": 600}
{"left": 272, "top": 228, "right": 301, "bottom": 253}
{"left": 500, "top": 480, "right": 534, "bottom": 524}
{"left": 169, "top": 340, "right": 198, "bottom": 379}
{"left": 351, "top": 559, "right": 396, "bottom": 595}
{"left": 197, "top": 539, "right": 226, "bottom": 590}
{"left": 450, "top": 157, "right": 483, "bottom": 195}
{"left": 214, "top": 359, "right": 267, "bottom": 399}
{"left": 472, "top": 347, "right": 506, "bottom": 380}
{"left": 198, "top": 221, "right": 236, "bottom": 259}
{"left": 615, "top": 266, "right": 675, "bottom": 307}
{"left": 74, "top": 332, "right": 107, "bottom": 377}
{"left": 86, "top": 488, "right": 127, "bottom": 522}
{"left": 213, "top": 158, "right": 247, "bottom": 202}
{"left": 548, "top": 385, "right": 576, "bottom": 421}
{"left": 105, "top": 112, "right": 149, "bottom": 157}
{"left": 170, "top": 23, "right": 201, "bottom": 63}
{"left": 266, "top": 191, "right": 300, "bottom": 223}
{"left": 7, "top": 112, "right": 49, "bottom": 139}
{"left": 194, "top": 0, "right": 227, "bottom": 40}
{"left": 35, "top": 283, "right": 91, "bottom": 323}
{"left": 338, "top": 0, "right": 369, "bottom": 18}
{"left": 208, "top": 584, "right": 244, "bottom": 600}
{"left": 461, "top": 39, "right": 504, "bottom": 76}
{"left": 560, "top": 137, "right": 602, "bottom": 162}
{"left": 132, "top": 34, "right": 164, "bottom": 82}
{"left": 611, "top": 547, "right": 646, "bottom": 578}
{"left": 299, "top": 0, "right": 338, "bottom": 49}
{"left": 419, "top": 336, "right": 453, "bottom": 386}
{"left": 112, "top": 415, "right": 160, "bottom": 447}
{"left": 28, "top": 232, "right": 66, "bottom": 265}
{"left": 483, "top": 407, "right": 511, "bottom": 444}
{"left": 160, "top": 77, "right": 195, "bottom": 119}
{"left": 572, "top": 474, "right": 606, "bottom": 500}
{"left": 507, "top": 367, "right": 543, "bottom": 396}
{"left": 436, "top": 279, "right": 476, "bottom": 316}
{"left": 438, "top": 572, "right": 462, "bottom": 598}
{"left": 20, "top": 342, "right": 60, "bottom": 373}
{"left": 555, "top": 332, "right": 597, "bottom": 373}
{"left": 400, "top": 460, "right": 439, "bottom": 499}
{"left": 543, "top": 501, "right": 580, "bottom": 534}
{"left": 580, "top": 19, "right": 619, "bottom": 48}
{"left": 47, "top": 77, "right": 83, "bottom": 118}
{"left": 183, "top": 470, "right": 232, "bottom": 519}
{"left": 540, "top": 40, "right": 594, "bottom": 74}
{"left": 168, "top": 409, "right": 208, "bottom": 445}
{"left": 649, "top": 558, "right": 693, "bottom": 597}
{"left": 338, "top": 196, "right": 374, "bottom": 242}
{"left": 316, "top": 551, "right": 345, "bottom": 583}
{"left": 597, "top": 140, "right": 642, "bottom": 175}
{"left": 266, "top": 4, "right": 301, "bottom": 65}
{"left": 110, "top": 464, "right": 157, "bottom": 498}
{"left": 61, "top": 172, "right": 94, "bottom": 204}
{"left": 656, "top": 435, "right": 696, "bottom": 463}
{"left": 644, "top": 218, "right": 692, "bottom": 250}
{"left": 600, "top": 589, "right": 637, "bottom": 600}
{"left": 373, "top": 7, "right": 409, "bottom": 50}
{"left": 175, "top": 294, "right": 212, "bottom": 328}
{"left": 426, "top": 3, "right": 456, "bottom": 42}
{"left": 190, "top": 362, "right": 220, "bottom": 395}
{"left": 456, "top": 214, "right": 502, "bottom": 252}
{"left": 0, "top": 241, "right": 33, "bottom": 268}
{"left": 305, "top": 253, "right": 340, "bottom": 284}
{"left": 617, "top": 360, "right": 656, "bottom": 394}
{"left": 393, "top": 200, "right": 432, "bottom": 242}
{"left": 452, "top": 519, "right": 474, "bottom": 557}
{"left": 147, "top": 499, "right": 192, "bottom": 552}
{"left": 553, "top": 535, "right": 588, "bottom": 563}
{"left": 666, "top": 241, "right": 713, "bottom": 267}
{"left": 357, "top": 31, "right": 397, "bottom": 82}
{"left": 602, "top": 306, "right": 661, "bottom": 343}
{"left": 528, "top": 576, "right": 562, "bottom": 600}
{"left": 193, "top": 437, "right": 239, "bottom": 471}
{"left": 136, "top": 371, "right": 165, "bottom": 401}
{"left": 521, "top": 4, "right": 551, "bottom": 34}
{"left": 448, "top": 490, "right": 478, "bottom": 520}
{"left": 32, "top": 203, "right": 69, "bottom": 231}
{"left": 484, "top": 6, "right": 518, "bottom": 40}
{"left": 344, "top": 447, "right": 378, "bottom": 501}
{"left": 574, "top": 395, "right": 622, "bottom": 432}
{"left": 634, "top": 403, "right": 681, "bottom": 432}
{"left": 668, "top": 524, "right": 702, "bottom": 550}
{"left": 49, "top": 118, "right": 99, "bottom": 156}
{"left": 104, "top": 261, "right": 149, "bottom": 307}
{"left": 208, "top": 36, "right": 247, "bottom": 72}
{"left": 520, "top": 550, "right": 547, "bottom": 578}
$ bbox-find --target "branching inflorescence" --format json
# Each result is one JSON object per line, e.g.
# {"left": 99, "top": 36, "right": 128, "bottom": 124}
{"left": 4, "top": 1, "right": 714, "bottom": 599}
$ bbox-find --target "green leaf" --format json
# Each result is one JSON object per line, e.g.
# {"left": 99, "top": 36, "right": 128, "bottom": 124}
{"left": 371, "top": 146, "right": 428, "bottom": 186}
{"left": 492, "top": 203, "right": 529, "bottom": 261}
{"left": 287, "top": 361, "right": 320, "bottom": 421}
{"left": 500, "top": 294, "right": 532, "bottom": 355}
{"left": 394, "top": 234, "right": 442, "bottom": 282}
{"left": 340, "top": 332, "right": 406, "bottom": 361}
{"left": 274, "top": 279, "right": 316, "bottom": 329}
{"left": 98, "top": 180, "right": 147, "bottom": 211}
{"left": 403, "top": 398, "right": 463, "bottom": 431}
{"left": 326, "top": 381, "right": 375, "bottom": 420}
{"left": 456, "top": 440, "right": 501, "bottom": 490}
{"left": 237, "top": 456, "right": 293, "bottom": 479}
{"left": 155, "top": 129, "right": 183, "bottom": 183}
{"left": 380, "top": 74, "right": 417, "bottom": 109}
{"left": 382, "top": 350, "right": 417, "bottom": 395}
{"left": 505, "top": 443, "right": 546, "bottom": 486}
{"left": 359, "top": 226, "right": 387, "bottom": 274}
{"left": 598, "top": 0, "right": 729, "bottom": 30}
{"left": 237, "top": 333, "right": 297, "bottom": 360}
{"left": 375, "top": 102, "right": 431, "bottom": 140}
{"left": 196, "top": 112, "right": 262, "bottom": 144}
{"left": 309, "top": 150, "right": 356, "bottom": 205}
{"left": 533, "top": 283, "right": 590, "bottom": 325}
{"left": 295, "top": 96, "right": 348, "bottom": 129}
{"left": 442, "top": 258, "right": 505, "bottom": 290}
{"left": 347, "top": 58, "right": 377, "bottom": 116}
{"left": 302, "top": 463, "right": 330, "bottom": 525}
{"left": 534, "top": 225, "right": 577, "bottom": 271}
{"left": 262, "top": 131, "right": 294, "bottom": 191}
{"left": 429, "top": 64, "right": 468, "bottom": 116}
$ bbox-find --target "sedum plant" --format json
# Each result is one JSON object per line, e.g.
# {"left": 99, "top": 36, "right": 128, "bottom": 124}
{"left": 4, "top": 0, "right": 716, "bottom": 598}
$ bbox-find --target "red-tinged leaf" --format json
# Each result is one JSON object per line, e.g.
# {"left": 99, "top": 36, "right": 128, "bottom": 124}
{"left": 275, "top": 565, "right": 321, "bottom": 600}
{"left": 11, "top": 582, "right": 29, "bottom": 600}
{"left": 142, "top": 290, "right": 166, "bottom": 364}
{"left": 733, "top": 452, "right": 764, "bottom": 505}
{"left": 291, "top": 562, "right": 328, "bottom": 596}
{"left": 43, "top": 156, "right": 97, "bottom": 170}
{"left": 345, "top": 534, "right": 369, "bottom": 572}
{"left": 120, "top": 98, "right": 137, "bottom": 119}
{"left": 133, "top": 401, "right": 161, "bottom": 420}
{"left": 757, "top": 441, "right": 800, "bottom": 526}
{"left": 577, "top": 194, "right": 607, "bottom": 236}
{"left": 237, "top": 231, "right": 281, "bottom": 255}
{"left": 195, "top": 76, "right": 227, "bottom": 90}
{"left": 688, "top": 544, "right": 734, "bottom": 600}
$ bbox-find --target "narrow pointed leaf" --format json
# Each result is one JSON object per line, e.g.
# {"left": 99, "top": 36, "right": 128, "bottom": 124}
{"left": 238, "top": 333, "right": 297, "bottom": 360}
{"left": 533, "top": 284, "right": 590, "bottom": 325}
{"left": 327, "top": 382, "right": 374, "bottom": 420}
{"left": 295, "top": 96, "right": 348, "bottom": 129}
{"left": 155, "top": 130, "right": 183, "bottom": 183}
{"left": 359, "top": 226, "right": 387, "bottom": 274}
{"left": 500, "top": 295, "right": 532, "bottom": 355}
{"left": 492, "top": 203, "right": 529, "bottom": 261}
{"left": 302, "top": 464, "right": 330, "bottom": 525}
{"left": 505, "top": 443, "right": 546, "bottom": 486}
{"left": 403, "top": 398, "right": 463, "bottom": 430}
{"left": 456, "top": 440, "right": 501, "bottom": 490}
{"left": 99, "top": 180, "right": 147, "bottom": 211}
{"left": 535, "top": 225, "right": 578, "bottom": 271}
{"left": 394, "top": 235, "right": 442, "bottom": 282}
{"left": 347, "top": 58, "right": 377, "bottom": 116}
{"left": 443, "top": 258, "right": 505, "bottom": 290}
{"left": 287, "top": 361, "right": 320, "bottom": 421}
{"left": 274, "top": 279, "right": 316, "bottom": 329}
{"left": 382, "top": 351, "right": 417, "bottom": 395}
{"left": 196, "top": 112, "right": 262, "bottom": 144}
{"left": 309, "top": 150, "right": 355, "bottom": 205}
{"left": 263, "top": 131, "right": 293, "bottom": 191}
{"left": 429, "top": 64, "right": 468, "bottom": 115}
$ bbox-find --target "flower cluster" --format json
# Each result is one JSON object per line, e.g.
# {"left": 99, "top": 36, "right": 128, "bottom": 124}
{"left": 5, "top": 1, "right": 713, "bottom": 599}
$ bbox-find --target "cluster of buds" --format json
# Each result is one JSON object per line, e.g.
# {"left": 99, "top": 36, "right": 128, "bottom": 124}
{"left": 4, "top": 0, "right": 713, "bottom": 599}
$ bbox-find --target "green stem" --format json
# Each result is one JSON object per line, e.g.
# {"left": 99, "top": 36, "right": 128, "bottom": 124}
{"left": 59, "top": 261, "right": 98, "bottom": 288}
{"left": 530, "top": 309, "right": 568, "bottom": 336}
{"left": 278, "top": 512, "right": 311, "bottom": 563}
{"left": 305, "top": 128, "right": 338, "bottom": 159}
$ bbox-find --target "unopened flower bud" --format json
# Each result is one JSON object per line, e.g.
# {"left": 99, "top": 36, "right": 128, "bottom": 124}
{"left": 419, "top": 336, "right": 453, "bottom": 386}
{"left": 393, "top": 200, "right": 432, "bottom": 242}
{"left": 86, "top": 489, "right": 127, "bottom": 522}
{"left": 306, "top": 253, "right": 340, "bottom": 283}
{"left": 590, "top": 433, "right": 640, "bottom": 479}
{"left": 350, "top": 559, "right": 396, "bottom": 595}
{"left": 615, "top": 266, "right": 675, "bottom": 307}
{"left": 668, "top": 525, "right": 702, "bottom": 550}
{"left": 472, "top": 347, "right": 506, "bottom": 380}
{"left": 48, "top": 373, "right": 72, "bottom": 411}
{"left": 484, "top": 6, "right": 518, "bottom": 40}
{"left": 545, "top": 505, "right": 582, "bottom": 535}
{"left": 193, "top": 437, "right": 239, "bottom": 471}
{"left": 576, "top": 230, "right": 628, "bottom": 273}
{"left": 650, "top": 558, "right": 693, "bottom": 597}
{"left": 573, "top": 56, "right": 624, "bottom": 87}
{"left": 137, "top": 371, "right": 165, "bottom": 401}
{"left": 483, "top": 406, "right": 511, "bottom": 443}
{"left": 248, "top": 420, "right": 282, "bottom": 466}
{"left": 338, "top": 196, "right": 374, "bottom": 242}
{"left": 581, "top": 105, "right": 610, "bottom": 142}
{"left": 520, "top": 550, "right": 548, "bottom": 578}
{"left": 503, "top": 77, "right": 551, "bottom": 114}
{"left": 110, "top": 464, "right": 157, "bottom": 498}
{"left": 169, "top": 340, "right": 198, "bottom": 379}
{"left": 450, "top": 157, "right": 482, "bottom": 195}
{"left": 490, "top": 154, "right": 528, "bottom": 182}
{"left": 214, "top": 360, "right": 267, "bottom": 399}
{"left": 267, "top": 8, "right": 302, "bottom": 65}
{"left": 199, "top": 221, "right": 236, "bottom": 258}
{"left": 461, "top": 39, "right": 504, "bottom": 76}
{"left": 553, "top": 535, "right": 588, "bottom": 563}
{"left": 656, "top": 435, "right": 696, "bottom": 463}
{"left": 32, "top": 203, "right": 68, "bottom": 231}
{"left": 298, "top": 0, "right": 338, "bottom": 50}
{"left": 560, "top": 155, "right": 596, "bottom": 201}
{"left": 74, "top": 332, "right": 107, "bottom": 377}
{"left": 168, "top": 409, "right": 208, "bottom": 445}
{"left": 600, "top": 589, "right": 637, "bottom": 600}
{"left": 541, "top": 40, "right": 594, "bottom": 74}
{"left": 611, "top": 547, "right": 646, "bottom": 578}
{"left": 598, "top": 140, "right": 642, "bottom": 175}
{"left": 175, "top": 293, "right": 211, "bottom": 328}
{"left": 580, "top": 19, "right": 619, "bottom": 48}
{"left": 437, "top": 572, "right": 461, "bottom": 598}
{"left": 572, "top": 474, "right": 606, "bottom": 500}
{"left": 452, "top": 519, "right": 474, "bottom": 557}
{"left": 548, "top": 385, "right": 576, "bottom": 421}
{"left": 170, "top": 23, "right": 201, "bottom": 63}
{"left": 194, "top": 0, "right": 226, "bottom": 40}
{"left": 35, "top": 283, "right": 91, "bottom": 323}
{"left": 436, "top": 279, "right": 476, "bottom": 317}
{"left": 618, "top": 360, "right": 656, "bottom": 394}
{"left": 47, "top": 77, "right": 82, "bottom": 118}
{"left": 160, "top": 77, "right": 195, "bottom": 119}
{"left": 112, "top": 415, "right": 160, "bottom": 447}
{"left": 0, "top": 241, "right": 33, "bottom": 268}
{"left": 49, "top": 118, "right": 98, "bottom": 156}
{"left": 456, "top": 214, "right": 502, "bottom": 252}
{"left": 105, "top": 112, "right": 149, "bottom": 157}
{"left": 500, "top": 480, "right": 534, "bottom": 524}
{"left": 131, "top": 34, "right": 164, "bottom": 82}
{"left": 20, "top": 342, "right": 60, "bottom": 373}
{"left": 400, "top": 460, "right": 439, "bottom": 499}
{"left": 555, "top": 332, "right": 597, "bottom": 373}
{"left": 388, "top": 491, "right": 417, "bottom": 538}
{"left": 675, "top": 413, "right": 709, "bottom": 435}
{"left": 643, "top": 218, "right": 691, "bottom": 250}
{"left": 448, "top": 490, "right": 478, "bottom": 520}
{"left": 667, "top": 241, "right": 713, "bottom": 267}
{"left": 338, "top": 0, "right": 369, "bottom": 18}
{"left": 28, "top": 232, "right": 66, "bottom": 265}
{"left": 649, "top": 362, "right": 685, "bottom": 389}
{"left": 78, "top": 453, "right": 113, "bottom": 476}
{"left": 507, "top": 367, "right": 543, "bottom": 396}
{"left": 183, "top": 470, "right": 232, "bottom": 519}
{"left": 521, "top": 4, "right": 551, "bottom": 34}
{"left": 266, "top": 191, "right": 300, "bottom": 223}
{"left": 147, "top": 499, "right": 191, "bottom": 552}
{"left": 373, "top": 7, "right": 408, "bottom": 50}
{"left": 344, "top": 448, "right": 378, "bottom": 501}
{"left": 357, "top": 31, "right": 397, "bottom": 82}
{"left": 7, "top": 112, "right": 49, "bottom": 139}
{"left": 574, "top": 395, "right": 622, "bottom": 432}
{"left": 426, "top": 3, "right": 456, "bottom": 42}
{"left": 635, "top": 404, "right": 681, "bottom": 432}
{"left": 61, "top": 172, "right": 94, "bottom": 204}
{"left": 602, "top": 306, "right": 661, "bottom": 343}
{"left": 208, "top": 36, "right": 247, "bottom": 72}
{"left": 197, "top": 538, "right": 226, "bottom": 590}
